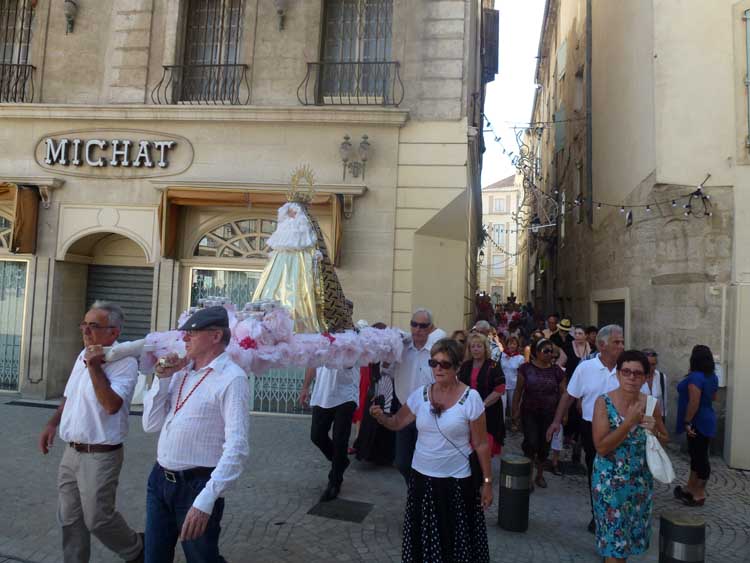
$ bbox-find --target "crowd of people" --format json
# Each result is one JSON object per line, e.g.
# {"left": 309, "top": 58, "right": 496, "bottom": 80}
{"left": 37, "top": 299, "right": 720, "bottom": 563}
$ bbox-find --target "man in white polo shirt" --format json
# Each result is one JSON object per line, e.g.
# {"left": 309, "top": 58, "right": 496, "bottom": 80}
{"left": 392, "top": 308, "right": 446, "bottom": 483}
{"left": 547, "top": 324, "right": 624, "bottom": 534}
{"left": 301, "top": 364, "right": 360, "bottom": 502}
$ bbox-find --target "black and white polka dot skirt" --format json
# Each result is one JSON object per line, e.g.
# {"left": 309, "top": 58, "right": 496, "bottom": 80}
{"left": 402, "top": 470, "right": 490, "bottom": 563}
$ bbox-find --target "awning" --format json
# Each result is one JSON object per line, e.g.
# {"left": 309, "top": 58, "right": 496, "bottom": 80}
{"left": 158, "top": 188, "right": 344, "bottom": 264}
{"left": 0, "top": 183, "right": 40, "bottom": 254}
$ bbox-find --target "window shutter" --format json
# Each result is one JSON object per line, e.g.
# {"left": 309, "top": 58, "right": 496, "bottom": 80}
{"left": 482, "top": 9, "right": 499, "bottom": 83}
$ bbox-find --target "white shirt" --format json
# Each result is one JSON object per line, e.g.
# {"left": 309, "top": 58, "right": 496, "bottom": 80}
{"left": 310, "top": 366, "right": 360, "bottom": 409}
{"left": 59, "top": 347, "right": 139, "bottom": 445}
{"left": 393, "top": 328, "right": 447, "bottom": 403}
{"left": 407, "top": 385, "right": 484, "bottom": 478}
{"left": 142, "top": 352, "right": 250, "bottom": 514}
{"left": 645, "top": 369, "right": 667, "bottom": 417}
{"left": 567, "top": 354, "right": 649, "bottom": 421}
{"left": 566, "top": 355, "right": 620, "bottom": 422}
{"left": 500, "top": 353, "right": 525, "bottom": 390}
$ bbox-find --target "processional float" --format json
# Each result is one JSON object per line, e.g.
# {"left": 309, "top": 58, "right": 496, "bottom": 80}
{"left": 103, "top": 166, "right": 403, "bottom": 373}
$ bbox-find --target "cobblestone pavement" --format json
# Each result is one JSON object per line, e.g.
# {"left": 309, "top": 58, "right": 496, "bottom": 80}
{"left": 1, "top": 401, "right": 748, "bottom": 562}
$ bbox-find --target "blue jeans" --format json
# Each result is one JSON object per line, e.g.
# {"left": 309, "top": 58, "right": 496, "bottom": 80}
{"left": 145, "top": 463, "right": 226, "bottom": 563}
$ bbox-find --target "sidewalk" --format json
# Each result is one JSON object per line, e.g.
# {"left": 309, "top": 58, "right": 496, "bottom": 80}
{"left": 0, "top": 401, "right": 747, "bottom": 562}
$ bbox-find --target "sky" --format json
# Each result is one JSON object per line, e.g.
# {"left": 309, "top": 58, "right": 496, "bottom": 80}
{"left": 481, "top": 0, "right": 547, "bottom": 188}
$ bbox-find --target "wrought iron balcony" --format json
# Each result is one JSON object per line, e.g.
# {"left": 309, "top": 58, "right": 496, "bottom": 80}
{"left": 297, "top": 61, "right": 404, "bottom": 107}
{"left": 151, "top": 64, "right": 250, "bottom": 105}
{"left": 0, "top": 64, "right": 35, "bottom": 103}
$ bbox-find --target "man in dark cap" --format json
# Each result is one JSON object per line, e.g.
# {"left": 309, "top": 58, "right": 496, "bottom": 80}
{"left": 142, "top": 306, "right": 250, "bottom": 562}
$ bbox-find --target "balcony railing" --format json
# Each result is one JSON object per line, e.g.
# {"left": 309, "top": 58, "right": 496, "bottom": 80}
{"left": 0, "top": 64, "right": 35, "bottom": 103}
{"left": 297, "top": 61, "right": 404, "bottom": 107}
{"left": 151, "top": 64, "right": 250, "bottom": 105}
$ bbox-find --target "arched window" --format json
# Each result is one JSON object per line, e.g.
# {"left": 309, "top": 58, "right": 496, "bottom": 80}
{"left": 193, "top": 218, "right": 277, "bottom": 259}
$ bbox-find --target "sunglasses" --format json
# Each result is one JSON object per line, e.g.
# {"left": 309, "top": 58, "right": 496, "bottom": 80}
{"left": 428, "top": 359, "right": 454, "bottom": 369}
{"left": 620, "top": 368, "right": 645, "bottom": 379}
{"left": 410, "top": 321, "right": 430, "bottom": 329}
{"left": 539, "top": 348, "right": 554, "bottom": 355}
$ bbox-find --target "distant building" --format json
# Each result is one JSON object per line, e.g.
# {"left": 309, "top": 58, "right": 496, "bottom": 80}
{"left": 525, "top": 0, "right": 750, "bottom": 469}
{"left": 479, "top": 174, "right": 522, "bottom": 305}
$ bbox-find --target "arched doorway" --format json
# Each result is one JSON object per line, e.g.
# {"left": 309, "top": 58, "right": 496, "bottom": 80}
{"left": 64, "top": 232, "right": 154, "bottom": 341}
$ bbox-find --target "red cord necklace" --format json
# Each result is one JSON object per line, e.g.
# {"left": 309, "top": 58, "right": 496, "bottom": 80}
{"left": 174, "top": 367, "right": 213, "bottom": 414}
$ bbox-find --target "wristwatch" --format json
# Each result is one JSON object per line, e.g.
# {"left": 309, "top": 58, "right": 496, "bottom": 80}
{"left": 483, "top": 476, "right": 492, "bottom": 484}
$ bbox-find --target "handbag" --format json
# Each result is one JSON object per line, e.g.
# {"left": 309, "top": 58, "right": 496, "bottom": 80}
{"left": 644, "top": 396, "right": 675, "bottom": 484}
{"left": 469, "top": 450, "right": 483, "bottom": 491}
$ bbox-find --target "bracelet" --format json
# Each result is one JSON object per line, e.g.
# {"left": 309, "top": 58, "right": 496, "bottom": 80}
{"left": 483, "top": 476, "right": 492, "bottom": 484}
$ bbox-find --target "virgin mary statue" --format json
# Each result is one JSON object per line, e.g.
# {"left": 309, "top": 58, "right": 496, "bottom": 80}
{"left": 252, "top": 171, "right": 352, "bottom": 334}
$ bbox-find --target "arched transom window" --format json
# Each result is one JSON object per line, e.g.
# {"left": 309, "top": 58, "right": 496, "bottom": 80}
{"left": 193, "top": 218, "right": 277, "bottom": 258}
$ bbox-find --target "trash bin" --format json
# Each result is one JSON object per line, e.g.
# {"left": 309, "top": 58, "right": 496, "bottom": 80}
{"left": 497, "top": 454, "right": 531, "bottom": 532}
{"left": 659, "top": 511, "right": 705, "bottom": 563}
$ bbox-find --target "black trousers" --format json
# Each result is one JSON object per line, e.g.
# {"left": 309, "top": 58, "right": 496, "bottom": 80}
{"left": 580, "top": 420, "right": 596, "bottom": 517}
{"left": 521, "top": 410, "right": 554, "bottom": 463}
{"left": 310, "top": 401, "right": 357, "bottom": 486}
{"left": 687, "top": 431, "right": 712, "bottom": 480}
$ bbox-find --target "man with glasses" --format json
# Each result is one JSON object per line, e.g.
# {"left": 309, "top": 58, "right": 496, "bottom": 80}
{"left": 38, "top": 301, "right": 144, "bottom": 563}
{"left": 392, "top": 308, "right": 446, "bottom": 483}
{"left": 547, "top": 324, "right": 627, "bottom": 535}
{"left": 142, "top": 306, "right": 249, "bottom": 562}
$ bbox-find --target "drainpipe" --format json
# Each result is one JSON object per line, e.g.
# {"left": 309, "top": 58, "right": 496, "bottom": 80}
{"left": 745, "top": 10, "right": 750, "bottom": 148}
{"left": 586, "top": 0, "right": 594, "bottom": 223}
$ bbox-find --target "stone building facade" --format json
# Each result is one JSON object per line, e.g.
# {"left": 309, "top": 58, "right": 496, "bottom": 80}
{"left": 478, "top": 174, "right": 521, "bottom": 304}
{"left": 0, "top": 0, "right": 498, "bottom": 401}
{"left": 525, "top": 0, "right": 750, "bottom": 468}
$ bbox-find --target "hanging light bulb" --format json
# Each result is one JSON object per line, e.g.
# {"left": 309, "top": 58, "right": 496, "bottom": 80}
{"left": 597, "top": 203, "right": 602, "bottom": 210}
{"left": 671, "top": 200, "right": 677, "bottom": 207}
{"left": 646, "top": 205, "right": 651, "bottom": 212}
{"left": 620, "top": 206, "right": 625, "bottom": 213}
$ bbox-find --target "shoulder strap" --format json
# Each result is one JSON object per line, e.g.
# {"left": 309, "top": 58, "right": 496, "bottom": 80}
{"left": 422, "top": 385, "right": 429, "bottom": 402}
{"left": 458, "top": 386, "right": 472, "bottom": 405}
{"left": 660, "top": 371, "right": 666, "bottom": 394}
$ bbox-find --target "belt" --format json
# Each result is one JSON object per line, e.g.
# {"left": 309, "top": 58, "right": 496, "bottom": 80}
{"left": 69, "top": 442, "right": 123, "bottom": 453}
{"left": 159, "top": 464, "right": 215, "bottom": 484}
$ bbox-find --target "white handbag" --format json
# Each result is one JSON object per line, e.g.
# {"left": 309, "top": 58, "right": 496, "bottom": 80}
{"left": 644, "top": 395, "right": 675, "bottom": 483}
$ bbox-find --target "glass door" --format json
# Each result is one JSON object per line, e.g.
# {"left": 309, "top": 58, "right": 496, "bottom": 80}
{"left": 0, "top": 259, "right": 27, "bottom": 391}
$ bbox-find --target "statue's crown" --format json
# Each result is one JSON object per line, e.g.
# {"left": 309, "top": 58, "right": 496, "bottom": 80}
{"left": 287, "top": 165, "right": 316, "bottom": 203}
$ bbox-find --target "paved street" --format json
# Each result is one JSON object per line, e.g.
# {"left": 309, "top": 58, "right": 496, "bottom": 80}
{"left": 0, "top": 401, "right": 748, "bottom": 562}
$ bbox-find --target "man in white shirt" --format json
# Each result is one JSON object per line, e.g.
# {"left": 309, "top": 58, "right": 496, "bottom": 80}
{"left": 392, "top": 308, "right": 446, "bottom": 483}
{"left": 643, "top": 348, "right": 667, "bottom": 418}
{"left": 142, "top": 306, "right": 249, "bottom": 562}
{"left": 38, "top": 301, "right": 143, "bottom": 563}
{"left": 547, "top": 324, "right": 625, "bottom": 534}
{"left": 300, "top": 364, "right": 360, "bottom": 502}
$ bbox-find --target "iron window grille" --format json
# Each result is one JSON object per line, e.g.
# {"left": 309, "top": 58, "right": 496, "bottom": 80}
{"left": 152, "top": 0, "right": 249, "bottom": 104}
{"left": 298, "top": 0, "right": 403, "bottom": 106}
{"left": 0, "top": 0, "right": 34, "bottom": 103}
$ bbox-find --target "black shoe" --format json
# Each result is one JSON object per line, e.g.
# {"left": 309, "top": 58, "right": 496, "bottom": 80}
{"left": 319, "top": 482, "right": 341, "bottom": 502}
{"left": 587, "top": 518, "right": 596, "bottom": 534}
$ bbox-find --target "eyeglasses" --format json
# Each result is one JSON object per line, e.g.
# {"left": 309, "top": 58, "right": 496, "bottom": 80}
{"left": 539, "top": 348, "right": 554, "bottom": 355}
{"left": 79, "top": 322, "right": 115, "bottom": 331}
{"left": 620, "top": 368, "right": 645, "bottom": 379}
{"left": 428, "top": 359, "right": 454, "bottom": 369}
{"left": 183, "top": 329, "right": 220, "bottom": 337}
{"left": 410, "top": 321, "right": 430, "bottom": 329}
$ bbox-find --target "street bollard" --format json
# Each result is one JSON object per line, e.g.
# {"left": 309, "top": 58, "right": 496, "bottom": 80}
{"left": 497, "top": 454, "right": 531, "bottom": 532}
{"left": 659, "top": 511, "right": 705, "bottom": 563}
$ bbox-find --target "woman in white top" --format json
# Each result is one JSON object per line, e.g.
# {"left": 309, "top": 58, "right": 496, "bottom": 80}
{"left": 500, "top": 336, "right": 525, "bottom": 421}
{"left": 371, "top": 338, "right": 492, "bottom": 563}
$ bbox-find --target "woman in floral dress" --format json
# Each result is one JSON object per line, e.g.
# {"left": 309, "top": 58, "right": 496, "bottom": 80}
{"left": 591, "top": 350, "right": 669, "bottom": 562}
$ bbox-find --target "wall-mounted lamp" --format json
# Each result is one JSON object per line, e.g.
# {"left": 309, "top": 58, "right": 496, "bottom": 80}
{"left": 63, "top": 0, "right": 78, "bottom": 34}
{"left": 339, "top": 134, "right": 370, "bottom": 181}
{"left": 273, "top": 0, "right": 288, "bottom": 30}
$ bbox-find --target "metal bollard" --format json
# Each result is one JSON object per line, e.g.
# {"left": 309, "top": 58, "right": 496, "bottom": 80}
{"left": 659, "top": 511, "right": 705, "bottom": 563}
{"left": 497, "top": 454, "right": 531, "bottom": 532}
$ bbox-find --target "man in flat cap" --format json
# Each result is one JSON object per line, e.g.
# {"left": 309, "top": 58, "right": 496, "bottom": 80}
{"left": 142, "top": 306, "right": 250, "bottom": 562}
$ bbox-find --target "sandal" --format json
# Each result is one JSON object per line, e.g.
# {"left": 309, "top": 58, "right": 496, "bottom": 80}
{"left": 680, "top": 494, "right": 705, "bottom": 507}
{"left": 551, "top": 465, "right": 563, "bottom": 476}
{"left": 534, "top": 476, "right": 548, "bottom": 488}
